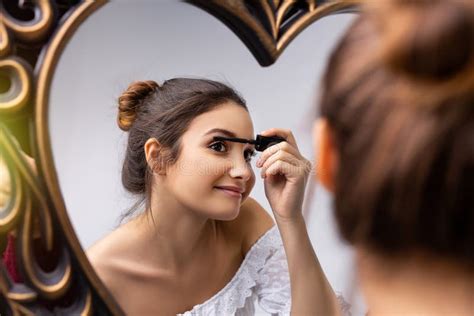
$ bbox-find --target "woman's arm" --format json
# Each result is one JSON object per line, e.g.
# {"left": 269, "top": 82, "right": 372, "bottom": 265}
{"left": 276, "top": 214, "right": 340, "bottom": 315}
{"left": 257, "top": 128, "right": 340, "bottom": 315}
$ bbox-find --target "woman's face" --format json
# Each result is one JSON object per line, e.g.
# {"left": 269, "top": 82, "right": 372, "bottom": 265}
{"left": 162, "top": 102, "right": 256, "bottom": 220}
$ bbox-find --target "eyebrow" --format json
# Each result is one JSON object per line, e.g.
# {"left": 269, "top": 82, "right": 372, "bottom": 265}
{"left": 204, "top": 128, "right": 255, "bottom": 148}
{"left": 204, "top": 128, "right": 237, "bottom": 138}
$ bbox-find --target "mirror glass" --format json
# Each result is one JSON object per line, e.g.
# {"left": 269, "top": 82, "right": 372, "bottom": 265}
{"left": 49, "top": 0, "right": 363, "bottom": 313}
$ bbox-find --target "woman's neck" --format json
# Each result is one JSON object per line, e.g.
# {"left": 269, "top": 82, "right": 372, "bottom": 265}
{"left": 127, "top": 191, "right": 218, "bottom": 272}
{"left": 357, "top": 249, "right": 474, "bottom": 316}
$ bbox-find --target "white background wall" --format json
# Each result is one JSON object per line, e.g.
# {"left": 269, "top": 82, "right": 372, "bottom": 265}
{"left": 49, "top": 0, "right": 364, "bottom": 314}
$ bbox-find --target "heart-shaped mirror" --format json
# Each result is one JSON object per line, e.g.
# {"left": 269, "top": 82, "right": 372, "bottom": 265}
{"left": 0, "top": 0, "right": 362, "bottom": 314}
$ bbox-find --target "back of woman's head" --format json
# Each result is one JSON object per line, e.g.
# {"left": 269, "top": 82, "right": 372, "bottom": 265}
{"left": 117, "top": 78, "right": 246, "bottom": 220}
{"left": 320, "top": 0, "right": 474, "bottom": 264}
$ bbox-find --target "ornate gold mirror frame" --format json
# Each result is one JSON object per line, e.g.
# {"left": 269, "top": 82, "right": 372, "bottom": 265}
{"left": 0, "top": 0, "right": 360, "bottom": 314}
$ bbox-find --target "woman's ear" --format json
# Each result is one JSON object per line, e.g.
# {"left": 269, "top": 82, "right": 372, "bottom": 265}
{"left": 313, "top": 119, "right": 338, "bottom": 193}
{"left": 144, "top": 138, "right": 165, "bottom": 175}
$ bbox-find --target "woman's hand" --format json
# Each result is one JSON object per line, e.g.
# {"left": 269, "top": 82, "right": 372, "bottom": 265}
{"left": 256, "top": 128, "right": 312, "bottom": 222}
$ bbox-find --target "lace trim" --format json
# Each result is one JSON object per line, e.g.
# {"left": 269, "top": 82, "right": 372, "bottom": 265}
{"left": 179, "top": 226, "right": 280, "bottom": 315}
{"left": 336, "top": 292, "right": 352, "bottom": 316}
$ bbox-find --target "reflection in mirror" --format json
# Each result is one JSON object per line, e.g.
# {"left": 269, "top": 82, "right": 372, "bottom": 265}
{"left": 49, "top": 1, "right": 363, "bottom": 314}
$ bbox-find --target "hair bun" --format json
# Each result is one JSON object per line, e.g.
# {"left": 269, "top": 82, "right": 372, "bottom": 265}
{"left": 117, "top": 80, "right": 159, "bottom": 131}
{"left": 373, "top": 0, "right": 474, "bottom": 83}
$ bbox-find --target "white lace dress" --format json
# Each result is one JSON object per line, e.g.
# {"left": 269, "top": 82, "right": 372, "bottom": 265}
{"left": 178, "top": 226, "right": 351, "bottom": 316}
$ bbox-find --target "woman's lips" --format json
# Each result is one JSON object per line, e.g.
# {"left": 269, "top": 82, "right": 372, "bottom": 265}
{"left": 214, "top": 187, "right": 243, "bottom": 198}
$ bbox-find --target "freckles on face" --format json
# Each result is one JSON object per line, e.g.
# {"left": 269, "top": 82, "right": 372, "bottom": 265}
{"left": 165, "top": 102, "right": 257, "bottom": 217}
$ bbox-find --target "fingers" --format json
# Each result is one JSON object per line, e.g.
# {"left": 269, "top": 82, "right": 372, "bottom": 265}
{"left": 260, "top": 128, "right": 299, "bottom": 150}
{"left": 259, "top": 149, "right": 298, "bottom": 178}
{"left": 256, "top": 141, "right": 300, "bottom": 168}
{"left": 264, "top": 160, "right": 289, "bottom": 178}
{"left": 257, "top": 128, "right": 312, "bottom": 179}
{"left": 263, "top": 159, "right": 307, "bottom": 180}
{"left": 261, "top": 153, "right": 312, "bottom": 179}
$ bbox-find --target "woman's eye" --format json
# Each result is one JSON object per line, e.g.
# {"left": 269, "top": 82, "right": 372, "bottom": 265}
{"left": 209, "top": 141, "right": 227, "bottom": 153}
{"left": 245, "top": 150, "right": 257, "bottom": 163}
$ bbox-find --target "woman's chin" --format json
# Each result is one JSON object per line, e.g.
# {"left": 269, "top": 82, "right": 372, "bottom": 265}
{"left": 211, "top": 207, "right": 240, "bottom": 221}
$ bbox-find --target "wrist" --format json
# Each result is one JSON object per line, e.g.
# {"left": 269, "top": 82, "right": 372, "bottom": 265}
{"left": 274, "top": 211, "right": 305, "bottom": 226}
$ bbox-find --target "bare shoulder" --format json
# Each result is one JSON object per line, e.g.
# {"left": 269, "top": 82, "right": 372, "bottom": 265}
{"left": 86, "top": 225, "right": 134, "bottom": 298}
{"left": 240, "top": 197, "right": 275, "bottom": 253}
{"left": 220, "top": 197, "right": 274, "bottom": 255}
{"left": 86, "top": 232, "right": 117, "bottom": 271}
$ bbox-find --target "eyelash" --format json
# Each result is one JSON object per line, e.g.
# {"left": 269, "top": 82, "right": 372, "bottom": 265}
{"left": 209, "top": 141, "right": 256, "bottom": 163}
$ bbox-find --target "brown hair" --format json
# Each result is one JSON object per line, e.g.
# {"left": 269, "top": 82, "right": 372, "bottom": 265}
{"left": 319, "top": 0, "right": 474, "bottom": 264}
{"left": 117, "top": 78, "right": 247, "bottom": 220}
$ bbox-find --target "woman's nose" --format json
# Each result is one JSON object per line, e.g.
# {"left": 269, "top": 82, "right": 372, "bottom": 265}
{"left": 228, "top": 156, "right": 252, "bottom": 181}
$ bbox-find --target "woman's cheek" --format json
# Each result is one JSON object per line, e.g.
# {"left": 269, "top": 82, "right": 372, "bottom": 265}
{"left": 243, "top": 171, "right": 256, "bottom": 200}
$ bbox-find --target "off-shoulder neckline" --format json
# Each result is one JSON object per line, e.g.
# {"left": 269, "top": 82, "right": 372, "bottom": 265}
{"left": 179, "top": 225, "right": 278, "bottom": 315}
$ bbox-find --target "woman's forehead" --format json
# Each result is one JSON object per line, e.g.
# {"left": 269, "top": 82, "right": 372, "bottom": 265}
{"left": 187, "top": 103, "right": 254, "bottom": 139}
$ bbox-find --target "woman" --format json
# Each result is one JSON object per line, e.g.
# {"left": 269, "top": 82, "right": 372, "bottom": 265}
{"left": 310, "top": 0, "right": 474, "bottom": 314}
{"left": 1, "top": 78, "right": 343, "bottom": 314}
{"left": 86, "top": 79, "right": 340, "bottom": 315}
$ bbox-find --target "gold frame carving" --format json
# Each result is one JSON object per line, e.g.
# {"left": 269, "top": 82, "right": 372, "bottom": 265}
{"left": 0, "top": 0, "right": 359, "bottom": 313}
{"left": 187, "top": 0, "right": 361, "bottom": 66}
